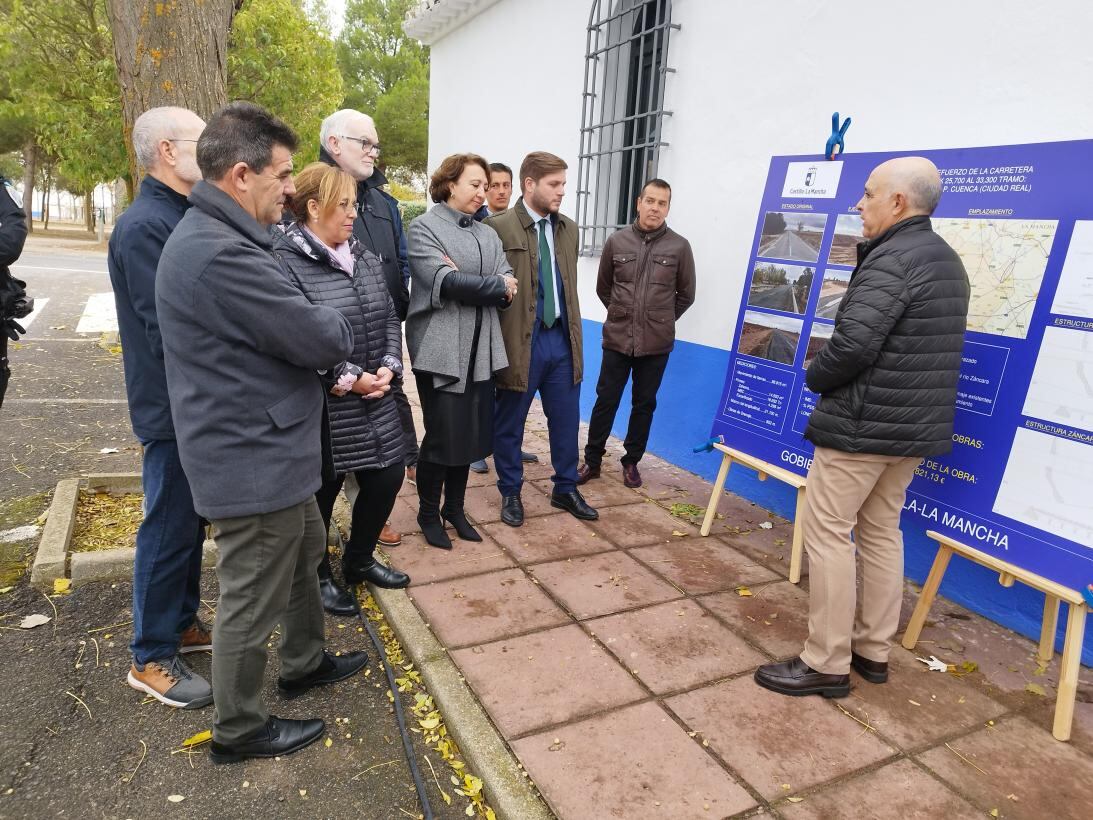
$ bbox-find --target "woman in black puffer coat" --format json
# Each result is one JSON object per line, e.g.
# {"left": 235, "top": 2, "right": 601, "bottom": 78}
{"left": 274, "top": 163, "right": 411, "bottom": 613}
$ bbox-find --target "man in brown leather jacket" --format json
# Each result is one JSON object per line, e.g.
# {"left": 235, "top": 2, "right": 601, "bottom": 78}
{"left": 577, "top": 179, "right": 696, "bottom": 488}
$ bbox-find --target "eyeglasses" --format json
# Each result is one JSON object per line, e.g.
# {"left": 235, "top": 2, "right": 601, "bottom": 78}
{"left": 169, "top": 138, "right": 199, "bottom": 143}
{"left": 340, "top": 135, "right": 381, "bottom": 156}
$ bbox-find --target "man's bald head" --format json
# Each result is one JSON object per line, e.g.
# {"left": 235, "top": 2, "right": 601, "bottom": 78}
{"left": 131, "top": 106, "right": 206, "bottom": 194}
{"left": 856, "top": 156, "right": 941, "bottom": 238}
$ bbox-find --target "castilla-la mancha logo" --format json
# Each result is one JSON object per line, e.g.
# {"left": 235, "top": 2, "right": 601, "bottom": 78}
{"left": 782, "top": 161, "right": 843, "bottom": 198}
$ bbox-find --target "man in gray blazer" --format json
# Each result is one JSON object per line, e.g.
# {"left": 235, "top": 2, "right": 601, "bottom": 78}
{"left": 156, "top": 102, "right": 366, "bottom": 764}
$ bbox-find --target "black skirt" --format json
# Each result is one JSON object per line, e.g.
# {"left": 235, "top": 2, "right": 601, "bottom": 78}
{"left": 417, "top": 374, "right": 494, "bottom": 466}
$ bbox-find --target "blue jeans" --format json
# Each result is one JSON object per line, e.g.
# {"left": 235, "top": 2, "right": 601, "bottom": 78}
{"left": 130, "top": 439, "right": 206, "bottom": 665}
{"left": 494, "top": 323, "right": 580, "bottom": 498}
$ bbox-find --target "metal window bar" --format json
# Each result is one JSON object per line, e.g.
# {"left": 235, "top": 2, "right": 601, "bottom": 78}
{"left": 577, "top": 0, "right": 677, "bottom": 256}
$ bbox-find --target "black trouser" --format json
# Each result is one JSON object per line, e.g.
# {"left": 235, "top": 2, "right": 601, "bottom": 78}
{"left": 314, "top": 464, "right": 404, "bottom": 571}
{"left": 0, "top": 331, "right": 9, "bottom": 409}
{"left": 584, "top": 348, "right": 670, "bottom": 468}
{"left": 391, "top": 382, "right": 419, "bottom": 467}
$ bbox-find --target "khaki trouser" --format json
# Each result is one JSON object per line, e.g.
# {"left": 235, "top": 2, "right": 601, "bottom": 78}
{"left": 800, "top": 446, "right": 922, "bottom": 675}
{"left": 210, "top": 498, "right": 327, "bottom": 743}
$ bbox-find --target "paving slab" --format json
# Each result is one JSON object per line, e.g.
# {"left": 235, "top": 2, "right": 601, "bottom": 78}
{"left": 409, "top": 568, "right": 569, "bottom": 649}
{"left": 837, "top": 645, "right": 1007, "bottom": 749}
{"left": 463, "top": 482, "right": 558, "bottom": 525}
{"left": 666, "top": 676, "right": 897, "bottom": 799}
{"left": 385, "top": 531, "right": 515, "bottom": 587}
{"left": 587, "top": 599, "right": 765, "bottom": 695}
{"left": 779, "top": 758, "right": 982, "bottom": 818}
{"left": 451, "top": 624, "right": 645, "bottom": 737}
{"left": 700, "top": 580, "right": 810, "bottom": 658}
{"left": 512, "top": 701, "right": 758, "bottom": 819}
{"left": 916, "top": 715, "right": 1093, "bottom": 819}
{"left": 480, "top": 513, "right": 609, "bottom": 564}
{"left": 587, "top": 500, "right": 688, "bottom": 548}
{"left": 630, "top": 537, "right": 779, "bottom": 595}
{"left": 529, "top": 550, "right": 681, "bottom": 620}
{"left": 531, "top": 475, "right": 645, "bottom": 510}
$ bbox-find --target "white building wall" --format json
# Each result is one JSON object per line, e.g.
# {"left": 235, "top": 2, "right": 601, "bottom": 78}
{"left": 424, "top": 0, "right": 1093, "bottom": 349}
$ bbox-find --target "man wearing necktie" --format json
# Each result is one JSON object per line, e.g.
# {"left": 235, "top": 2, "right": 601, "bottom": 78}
{"left": 485, "top": 152, "right": 598, "bottom": 526}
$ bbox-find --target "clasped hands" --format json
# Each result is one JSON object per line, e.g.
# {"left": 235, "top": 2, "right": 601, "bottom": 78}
{"left": 331, "top": 365, "right": 394, "bottom": 399}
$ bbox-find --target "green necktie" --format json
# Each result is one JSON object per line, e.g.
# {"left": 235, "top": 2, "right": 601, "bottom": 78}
{"left": 538, "top": 218, "right": 556, "bottom": 327}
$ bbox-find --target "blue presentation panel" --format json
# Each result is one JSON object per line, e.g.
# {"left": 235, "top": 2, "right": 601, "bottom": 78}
{"left": 711, "top": 141, "right": 1093, "bottom": 590}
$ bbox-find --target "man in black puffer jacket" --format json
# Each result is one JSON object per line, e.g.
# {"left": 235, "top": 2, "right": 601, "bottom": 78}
{"left": 756, "top": 156, "right": 969, "bottom": 699}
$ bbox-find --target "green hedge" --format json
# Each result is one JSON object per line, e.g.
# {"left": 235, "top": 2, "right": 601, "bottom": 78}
{"left": 399, "top": 201, "right": 427, "bottom": 235}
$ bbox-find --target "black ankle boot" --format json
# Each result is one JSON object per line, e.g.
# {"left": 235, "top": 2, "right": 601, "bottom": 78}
{"left": 415, "top": 460, "right": 452, "bottom": 550}
{"left": 441, "top": 465, "right": 481, "bottom": 541}
{"left": 317, "top": 551, "right": 359, "bottom": 616}
{"left": 345, "top": 559, "right": 411, "bottom": 589}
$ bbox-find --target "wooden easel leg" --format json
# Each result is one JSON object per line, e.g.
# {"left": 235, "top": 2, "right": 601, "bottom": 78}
{"left": 788, "top": 486, "right": 806, "bottom": 584}
{"left": 1038, "top": 595, "right": 1061, "bottom": 667}
{"left": 700, "top": 455, "right": 732, "bottom": 537}
{"left": 1053, "top": 603, "right": 1088, "bottom": 742}
{"left": 901, "top": 545, "right": 953, "bottom": 650}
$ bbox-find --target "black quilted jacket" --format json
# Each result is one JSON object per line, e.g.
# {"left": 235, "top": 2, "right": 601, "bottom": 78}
{"left": 273, "top": 223, "right": 406, "bottom": 473}
{"left": 804, "top": 216, "right": 970, "bottom": 457}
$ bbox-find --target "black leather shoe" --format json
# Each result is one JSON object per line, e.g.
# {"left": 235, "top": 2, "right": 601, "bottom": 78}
{"left": 209, "top": 716, "right": 325, "bottom": 764}
{"left": 851, "top": 652, "right": 889, "bottom": 683}
{"left": 500, "top": 495, "right": 524, "bottom": 527}
{"left": 345, "top": 559, "right": 411, "bottom": 589}
{"left": 318, "top": 574, "right": 360, "bottom": 616}
{"left": 576, "top": 463, "right": 600, "bottom": 486}
{"left": 754, "top": 657, "right": 849, "bottom": 698}
{"left": 551, "top": 490, "right": 598, "bottom": 520}
{"left": 521, "top": 450, "right": 539, "bottom": 463}
{"left": 278, "top": 650, "right": 368, "bottom": 699}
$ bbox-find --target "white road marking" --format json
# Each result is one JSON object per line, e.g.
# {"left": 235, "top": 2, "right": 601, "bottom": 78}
{"left": 12, "top": 264, "right": 108, "bottom": 274}
{"left": 75, "top": 292, "right": 118, "bottom": 333}
{"left": 15, "top": 297, "right": 48, "bottom": 332}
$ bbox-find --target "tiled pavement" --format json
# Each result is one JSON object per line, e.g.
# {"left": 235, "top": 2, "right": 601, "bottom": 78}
{"left": 383, "top": 385, "right": 1093, "bottom": 819}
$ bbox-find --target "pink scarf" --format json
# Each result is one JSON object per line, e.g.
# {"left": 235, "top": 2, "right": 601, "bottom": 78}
{"left": 304, "top": 225, "right": 354, "bottom": 276}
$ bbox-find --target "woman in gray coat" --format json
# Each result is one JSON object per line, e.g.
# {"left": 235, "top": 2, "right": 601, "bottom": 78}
{"left": 406, "top": 154, "right": 517, "bottom": 550}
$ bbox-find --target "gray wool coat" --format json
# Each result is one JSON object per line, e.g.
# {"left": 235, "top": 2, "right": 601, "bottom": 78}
{"left": 405, "top": 202, "right": 510, "bottom": 392}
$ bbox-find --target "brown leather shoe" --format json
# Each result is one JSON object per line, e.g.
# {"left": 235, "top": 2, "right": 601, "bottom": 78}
{"left": 754, "top": 657, "right": 849, "bottom": 698}
{"left": 851, "top": 652, "right": 888, "bottom": 683}
{"left": 179, "top": 620, "right": 212, "bottom": 654}
{"left": 622, "top": 462, "right": 642, "bottom": 488}
{"left": 575, "top": 463, "right": 600, "bottom": 486}
{"left": 377, "top": 522, "right": 402, "bottom": 547}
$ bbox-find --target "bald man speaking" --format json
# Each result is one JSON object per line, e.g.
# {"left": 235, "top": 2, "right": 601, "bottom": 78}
{"left": 756, "top": 157, "right": 970, "bottom": 698}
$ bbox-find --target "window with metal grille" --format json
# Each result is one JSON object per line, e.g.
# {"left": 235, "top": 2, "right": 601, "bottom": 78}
{"left": 576, "top": 0, "right": 677, "bottom": 256}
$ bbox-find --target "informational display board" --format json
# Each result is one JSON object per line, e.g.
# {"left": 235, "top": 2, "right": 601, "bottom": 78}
{"left": 711, "top": 141, "right": 1093, "bottom": 589}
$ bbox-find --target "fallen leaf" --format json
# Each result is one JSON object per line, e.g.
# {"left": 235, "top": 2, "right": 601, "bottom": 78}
{"left": 19, "top": 613, "right": 51, "bottom": 629}
{"left": 0, "top": 586, "right": 13, "bottom": 594}
{"left": 298, "top": 789, "right": 307, "bottom": 797}
{"left": 324, "top": 737, "right": 333, "bottom": 747}
{"left": 53, "top": 578, "right": 72, "bottom": 595}
{"left": 908, "top": 699, "right": 922, "bottom": 706}
{"left": 787, "top": 797, "right": 804, "bottom": 803}
{"left": 1024, "top": 683, "right": 1047, "bottom": 697}
{"left": 759, "top": 521, "right": 773, "bottom": 529}
{"left": 1007, "top": 793, "right": 1019, "bottom": 802}
{"left": 181, "top": 729, "right": 212, "bottom": 748}
{"left": 735, "top": 586, "right": 753, "bottom": 597}
{"left": 671, "top": 530, "right": 689, "bottom": 537}
{"left": 99, "top": 447, "right": 119, "bottom": 454}
{"left": 420, "top": 716, "right": 441, "bottom": 730}
{"left": 167, "top": 795, "right": 185, "bottom": 803}
{"left": 989, "top": 810, "right": 999, "bottom": 818}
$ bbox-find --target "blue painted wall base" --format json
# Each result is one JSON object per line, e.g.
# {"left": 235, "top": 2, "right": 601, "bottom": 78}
{"left": 579, "top": 319, "right": 1093, "bottom": 667}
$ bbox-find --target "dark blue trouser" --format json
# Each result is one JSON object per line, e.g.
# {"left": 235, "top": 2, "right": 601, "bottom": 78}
{"left": 130, "top": 438, "right": 206, "bottom": 665}
{"left": 494, "top": 323, "right": 580, "bottom": 498}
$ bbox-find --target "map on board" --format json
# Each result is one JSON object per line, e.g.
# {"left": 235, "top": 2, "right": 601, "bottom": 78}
{"left": 932, "top": 218, "right": 1058, "bottom": 339}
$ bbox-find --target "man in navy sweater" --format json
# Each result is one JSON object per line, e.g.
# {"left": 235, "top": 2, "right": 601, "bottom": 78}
{"left": 108, "top": 107, "right": 214, "bottom": 710}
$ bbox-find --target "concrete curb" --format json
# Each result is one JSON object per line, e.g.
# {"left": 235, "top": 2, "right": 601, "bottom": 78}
{"left": 31, "top": 473, "right": 218, "bottom": 589}
{"left": 30, "top": 478, "right": 79, "bottom": 589}
{"left": 371, "top": 582, "right": 555, "bottom": 820}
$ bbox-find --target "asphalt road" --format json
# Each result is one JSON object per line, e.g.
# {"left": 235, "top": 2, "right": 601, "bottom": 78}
{"left": 758, "top": 231, "right": 819, "bottom": 262}
{"left": 815, "top": 292, "right": 844, "bottom": 319}
{"left": 0, "top": 236, "right": 469, "bottom": 819}
{"left": 749, "top": 284, "right": 798, "bottom": 312}
{"left": 762, "top": 329, "right": 798, "bottom": 364}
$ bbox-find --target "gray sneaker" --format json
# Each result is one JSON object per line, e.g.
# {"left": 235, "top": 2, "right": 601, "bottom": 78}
{"left": 127, "top": 655, "right": 213, "bottom": 709}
